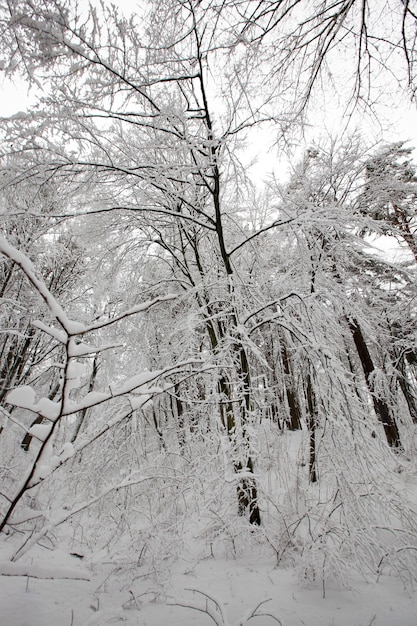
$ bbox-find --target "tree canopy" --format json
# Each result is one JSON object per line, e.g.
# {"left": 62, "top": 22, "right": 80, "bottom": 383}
{"left": 0, "top": 0, "right": 417, "bottom": 608}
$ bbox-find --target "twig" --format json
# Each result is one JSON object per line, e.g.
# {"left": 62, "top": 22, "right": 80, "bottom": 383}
{"left": 242, "top": 598, "right": 283, "bottom": 625}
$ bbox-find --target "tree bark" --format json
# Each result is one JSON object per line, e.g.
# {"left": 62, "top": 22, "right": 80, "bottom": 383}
{"left": 281, "top": 339, "right": 302, "bottom": 430}
{"left": 348, "top": 318, "right": 402, "bottom": 449}
{"left": 71, "top": 354, "right": 99, "bottom": 443}
{"left": 305, "top": 372, "right": 317, "bottom": 483}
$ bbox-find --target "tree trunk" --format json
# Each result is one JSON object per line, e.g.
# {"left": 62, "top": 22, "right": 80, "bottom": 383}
{"left": 218, "top": 370, "right": 261, "bottom": 525}
{"left": 173, "top": 383, "right": 186, "bottom": 449}
{"left": 71, "top": 354, "right": 99, "bottom": 443}
{"left": 392, "top": 353, "right": 417, "bottom": 424}
{"left": 305, "top": 372, "right": 317, "bottom": 483}
{"left": 397, "top": 371, "right": 417, "bottom": 424}
{"left": 348, "top": 318, "right": 402, "bottom": 449}
{"left": 281, "top": 339, "right": 302, "bottom": 430}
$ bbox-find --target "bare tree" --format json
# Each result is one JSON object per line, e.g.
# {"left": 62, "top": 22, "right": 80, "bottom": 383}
{"left": 233, "top": 0, "right": 417, "bottom": 114}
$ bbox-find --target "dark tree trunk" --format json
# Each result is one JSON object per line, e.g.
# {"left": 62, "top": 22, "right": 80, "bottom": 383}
{"left": 218, "top": 371, "right": 261, "bottom": 525}
{"left": 281, "top": 339, "right": 302, "bottom": 430}
{"left": 173, "top": 383, "right": 186, "bottom": 449}
{"left": 270, "top": 402, "right": 283, "bottom": 429}
{"left": 235, "top": 456, "right": 261, "bottom": 525}
{"left": 348, "top": 318, "right": 402, "bottom": 449}
{"left": 396, "top": 359, "right": 417, "bottom": 424}
{"left": 391, "top": 204, "right": 417, "bottom": 263}
{"left": 306, "top": 372, "right": 317, "bottom": 483}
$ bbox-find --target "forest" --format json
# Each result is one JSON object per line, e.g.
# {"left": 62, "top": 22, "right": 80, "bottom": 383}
{"left": 0, "top": 1, "right": 417, "bottom": 624}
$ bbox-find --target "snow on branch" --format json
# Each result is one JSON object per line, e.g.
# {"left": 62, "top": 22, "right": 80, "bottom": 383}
{"left": 0, "top": 235, "right": 177, "bottom": 338}
{"left": 6, "top": 387, "right": 60, "bottom": 420}
{"left": 75, "top": 294, "right": 177, "bottom": 335}
{"left": 0, "top": 235, "right": 84, "bottom": 335}
{"left": 0, "top": 234, "right": 184, "bottom": 542}
{"left": 61, "top": 359, "right": 201, "bottom": 416}
{"left": 31, "top": 320, "right": 67, "bottom": 343}
{"left": 4, "top": 359, "right": 202, "bottom": 504}
{"left": 11, "top": 473, "right": 183, "bottom": 562}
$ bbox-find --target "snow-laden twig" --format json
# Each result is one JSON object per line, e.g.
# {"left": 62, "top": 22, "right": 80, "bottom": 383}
{"left": 0, "top": 405, "right": 27, "bottom": 433}
{"left": 377, "top": 546, "right": 417, "bottom": 580}
{"left": 0, "top": 235, "right": 83, "bottom": 334}
{"left": 7, "top": 360, "right": 203, "bottom": 420}
{"left": 74, "top": 294, "right": 177, "bottom": 335}
{"left": 168, "top": 587, "right": 226, "bottom": 626}
{"left": 0, "top": 236, "right": 188, "bottom": 542}
{"left": 0, "top": 235, "right": 177, "bottom": 337}
{"left": 11, "top": 473, "right": 183, "bottom": 562}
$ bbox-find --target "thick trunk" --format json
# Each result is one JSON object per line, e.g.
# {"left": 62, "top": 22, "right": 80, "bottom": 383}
{"left": 306, "top": 373, "right": 317, "bottom": 483}
{"left": 281, "top": 340, "right": 302, "bottom": 430}
{"left": 396, "top": 359, "right": 417, "bottom": 424}
{"left": 173, "top": 383, "right": 186, "bottom": 449}
{"left": 348, "top": 318, "right": 402, "bottom": 449}
{"left": 218, "top": 370, "right": 261, "bottom": 525}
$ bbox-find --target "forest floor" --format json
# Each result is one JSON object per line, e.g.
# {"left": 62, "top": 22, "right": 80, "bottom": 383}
{"left": 1, "top": 539, "right": 417, "bottom": 625}
{"left": 2, "top": 429, "right": 417, "bottom": 625}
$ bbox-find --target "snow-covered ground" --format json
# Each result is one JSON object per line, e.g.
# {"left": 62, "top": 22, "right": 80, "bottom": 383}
{"left": 1, "top": 542, "right": 417, "bottom": 626}
{"left": 2, "top": 425, "right": 417, "bottom": 626}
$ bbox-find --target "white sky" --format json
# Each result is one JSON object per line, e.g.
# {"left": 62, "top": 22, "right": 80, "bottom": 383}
{"left": 0, "top": 77, "right": 32, "bottom": 116}
{"left": 1, "top": 1, "right": 417, "bottom": 185}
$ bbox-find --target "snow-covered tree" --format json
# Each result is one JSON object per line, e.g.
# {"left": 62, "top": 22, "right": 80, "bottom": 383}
{"left": 359, "top": 142, "right": 417, "bottom": 262}
{"left": 0, "top": 0, "right": 417, "bottom": 602}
